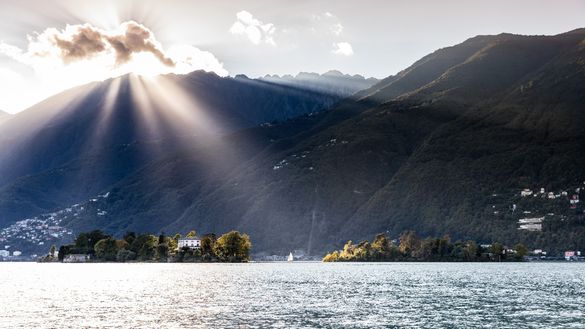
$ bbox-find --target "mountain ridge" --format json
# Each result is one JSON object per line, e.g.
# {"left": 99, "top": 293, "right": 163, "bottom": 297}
{"left": 0, "top": 70, "right": 376, "bottom": 228}
{"left": 1, "top": 29, "right": 585, "bottom": 255}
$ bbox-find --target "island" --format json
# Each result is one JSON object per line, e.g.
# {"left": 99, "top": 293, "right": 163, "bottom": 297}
{"left": 323, "top": 231, "right": 528, "bottom": 262}
{"left": 40, "top": 230, "right": 251, "bottom": 263}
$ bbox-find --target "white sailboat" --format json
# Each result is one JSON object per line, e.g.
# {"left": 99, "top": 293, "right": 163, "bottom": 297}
{"left": 287, "top": 252, "right": 294, "bottom": 262}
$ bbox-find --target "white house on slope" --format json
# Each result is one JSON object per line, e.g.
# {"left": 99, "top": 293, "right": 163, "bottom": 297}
{"left": 178, "top": 237, "right": 201, "bottom": 250}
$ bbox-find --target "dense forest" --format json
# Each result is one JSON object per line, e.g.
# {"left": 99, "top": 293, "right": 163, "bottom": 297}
{"left": 323, "top": 231, "right": 528, "bottom": 262}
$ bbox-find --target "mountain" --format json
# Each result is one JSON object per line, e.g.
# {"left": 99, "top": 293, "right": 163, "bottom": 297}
{"left": 260, "top": 70, "right": 379, "bottom": 98}
{"left": 0, "top": 71, "right": 377, "bottom": 228}
{"left": 2, "top": 29, "right": 585, "bottom": 256}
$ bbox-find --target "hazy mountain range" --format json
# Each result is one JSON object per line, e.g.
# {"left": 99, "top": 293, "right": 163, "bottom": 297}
{"left": 1, "top": 28, "right": 584, "bottom": 256}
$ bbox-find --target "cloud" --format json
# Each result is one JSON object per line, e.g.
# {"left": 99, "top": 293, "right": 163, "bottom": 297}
{"left": 312, "top": 12, "right": 344, "bottom": 36}
{"left": 332, "top": 42, "right": 354, "bottom": 56}
{"left": 0, "top": 21, "right": 228, "bottom": 112}
{"left": 105, "top": 22, "right": 175, "bottom": 66}
{"left": 229, "top": 11, "right": 276, "bottom": 45}
{"left": 0, "top": 21, "right": 227, "bottom": 77}
{"left": 330, "top": 23, "right": 343, "bottom": 36}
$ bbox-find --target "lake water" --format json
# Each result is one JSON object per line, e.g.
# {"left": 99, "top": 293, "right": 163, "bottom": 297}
{"left": 1, "top": 262, "right": 584, "bottom": 328}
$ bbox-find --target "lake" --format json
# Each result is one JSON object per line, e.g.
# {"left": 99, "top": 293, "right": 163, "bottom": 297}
{"left": 1, "top": 262, "right": 584, "bottom": 328}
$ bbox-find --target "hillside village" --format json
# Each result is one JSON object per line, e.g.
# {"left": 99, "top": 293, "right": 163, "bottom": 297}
{"left": 0, "top": 192, "right": 111, "bottom": 260}
{"left": 485, "top": 181, "right": 585, "bottom": 257}
{"left": 488, "top": 182, "right": 584, "bottom": 231}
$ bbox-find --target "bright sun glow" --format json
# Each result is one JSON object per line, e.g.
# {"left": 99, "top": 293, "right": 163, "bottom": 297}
{"left": 0, "top": 21, "right": 228, "bottom": 113}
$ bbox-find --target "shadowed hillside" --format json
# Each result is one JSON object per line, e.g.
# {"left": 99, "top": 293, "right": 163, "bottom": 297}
{"left": 0, "top": 71, "right": 376, "bottom": 227}
{"left": 2, "top": 29, "right": 585, "bottom": 256}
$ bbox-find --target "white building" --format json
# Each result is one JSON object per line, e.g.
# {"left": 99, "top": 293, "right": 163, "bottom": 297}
{"left": 518, "top": 217, "right": 545, "bottom": 224}
{"left": 63, "top": 254, "right": 90, "bottom": 263}
{"left": 178, "top": 237, "right": 201, "bottom": 250}
{"left": 518, "top": 217, "right": 544, "bottom": 231}
{"left": 518, "top": 223, "right": 542, "bottom": 231}
{"left": 0, "top": 250, "right": 9, "bottom": 257}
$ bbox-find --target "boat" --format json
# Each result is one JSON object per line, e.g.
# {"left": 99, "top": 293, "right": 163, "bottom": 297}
{"left": 287, "top": 252, "right": 294, "bottom": 262}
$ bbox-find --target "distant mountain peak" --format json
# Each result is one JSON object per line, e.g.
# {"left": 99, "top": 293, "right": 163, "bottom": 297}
{"left": 259, "top": 70, "right": 377, "bottom": 82}
{"left": 322, "top": 70, "right": 344, "bottom": 77}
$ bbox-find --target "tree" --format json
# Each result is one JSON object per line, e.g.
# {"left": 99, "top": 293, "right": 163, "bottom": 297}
{"left": 94, "top": 237, "right": 120, "bottom": 261}
{"left": 75, "top": 230, "right": 110, "bottom": 254}
{"left": 323, "top": 250, "right": 340, "bottom": 262}
{"left": 514, "top": 243, "right": 528, "bottom": 261}
{"left": 438, "top": 235, "right": 452, "bottom": 259}
{"left": 156, "top": 243, "right": 170, "bottom": 261}
{"left": 116, "top": 249, "right": 136, "bottom": 262}
{"left": 136, "top": 235, "right": 158, "bottom": 261}
{"left": 490, "top": 242, "right": 504, "bottom": 262}
{"left": 168, "top": 233, "right": 181, "bottom": 253}
{"left": 200, "top": 233, "right": 216, "bottom": 258}
{"left": 58, "top": 245, "right": 71, "bottom": 262}
{"left": 462, "top": 240, "right": 479, "bottom": 261}
{"left": 49, "top": 245, "right": 57, "bottom": 258}
{"left": 213, "top": 231, "right": 251, "bottom": 262}
{"left": 186, "top": 230, "right": 198, "bottom": 238}
{"left": 123, "top": 232, "right": 136, "bottom": 245}
{"left": 399, "top": 231, "right": 421, "bottom": 257}
{"left": 126, "top": 234, "right": 158, "bottom": 261}
{"left": 339, "top": 240, "right": 355, "bottom": 261}
{"left": 371, "top": 234, "right": 392, "bottom": 260}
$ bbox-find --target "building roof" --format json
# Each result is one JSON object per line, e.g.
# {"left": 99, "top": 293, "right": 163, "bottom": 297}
{"left": 179, "top": 237, "right": 201, "bottom": 241}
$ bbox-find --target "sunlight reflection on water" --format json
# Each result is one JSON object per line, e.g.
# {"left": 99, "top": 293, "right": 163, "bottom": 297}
{"left": 1, "top": 262, "right": 584, "bottom": 328}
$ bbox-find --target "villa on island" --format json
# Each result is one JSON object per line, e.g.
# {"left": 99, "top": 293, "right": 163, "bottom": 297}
{"left": 178, "top": 237, "right": 201, "bottom": 250}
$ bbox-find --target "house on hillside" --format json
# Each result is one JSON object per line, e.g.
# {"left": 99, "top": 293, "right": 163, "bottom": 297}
{"left": 178, "top": 237, "right": 201, "bottom": 250}
{"left": 518, "top": 217, "right": 544, "bottom": 231}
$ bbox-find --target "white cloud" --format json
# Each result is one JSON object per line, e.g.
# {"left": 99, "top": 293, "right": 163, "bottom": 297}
{"left": 312, "top": 12, "right": 344, "bottom": 36}
{"left": 229, "top": 11, "right": 276, "bottom": 45}
{"left": 0, "top": 21, "right": 227, "bottom": 77}
{"left": 0, "top": 21, "right": 228, "bottom": 112}
{"left": 332, "top": 42, "right": 354, "bottom": 56}
{"left": 330, "top": 23, "right": 344, "bottom": 36}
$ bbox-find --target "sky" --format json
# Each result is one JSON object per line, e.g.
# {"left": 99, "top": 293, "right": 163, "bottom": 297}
{"left": 0, "top": 0, "right": 584, "bottom": 113}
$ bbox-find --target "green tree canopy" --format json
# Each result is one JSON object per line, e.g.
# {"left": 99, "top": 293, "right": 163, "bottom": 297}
{"left": 94, "top": 237, "right": 121, "bottom": 261}
{"left": 74, "top": 230, "right": 110, "bottom": 254}
{"left": 213, "top": 231, "right": 251, "bottom": 262}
